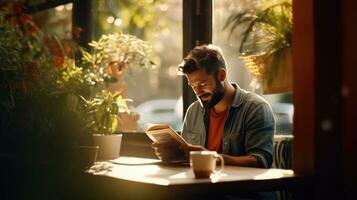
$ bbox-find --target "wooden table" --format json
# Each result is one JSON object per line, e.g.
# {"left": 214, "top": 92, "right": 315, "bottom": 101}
{"left": 84, "top": 157, "right": 312, "bottom": 199}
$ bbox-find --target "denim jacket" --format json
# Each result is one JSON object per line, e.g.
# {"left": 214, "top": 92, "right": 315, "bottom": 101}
{"left": 181, "top": 83, "right": 275, "bottom": 168}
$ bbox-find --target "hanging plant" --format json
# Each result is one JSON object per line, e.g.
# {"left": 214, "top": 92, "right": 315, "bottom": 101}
{"left": 224, "top": 0, "right": 292, "bottom": 93}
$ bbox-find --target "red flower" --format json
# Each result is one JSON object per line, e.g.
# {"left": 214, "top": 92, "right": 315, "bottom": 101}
{"left": 21, "top": 14, "right": 30, "bottom": 25}
{"left": 45, "top": 37, "right": 64, "bottom": 56}
{"left": 53, "top": 56, "right": 65, "bottom": 69}
{"left": 72, "top": 27, "right": 83, "bottom": 39}
{"left": 65, "top": 47, "right": 71, "bottom": 55}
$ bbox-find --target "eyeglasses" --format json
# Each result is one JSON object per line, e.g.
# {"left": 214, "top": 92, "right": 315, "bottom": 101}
{"left": 188, "top": 82, "right": 209, "bottom": 90}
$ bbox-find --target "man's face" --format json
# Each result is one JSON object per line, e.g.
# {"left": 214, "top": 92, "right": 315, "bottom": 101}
{"left": 186, "top": 68, "right": 225, "bottom": 109}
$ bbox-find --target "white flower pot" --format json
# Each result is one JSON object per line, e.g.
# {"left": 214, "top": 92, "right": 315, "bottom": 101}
{"left": 93, "top": 134, "right": 123, "bottom": 160}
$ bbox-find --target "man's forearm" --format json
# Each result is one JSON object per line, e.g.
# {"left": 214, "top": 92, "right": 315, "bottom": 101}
{"left": 221, "top": 154, "right": 262, "bottom": 168}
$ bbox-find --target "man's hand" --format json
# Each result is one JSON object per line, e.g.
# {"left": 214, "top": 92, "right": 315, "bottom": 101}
{"left": 151, "top": 142, "right": 171, "bottom": 161}
{"left": 151, "top": 141, "right": 184, "bottom": 161}
{"left": 180, "top": 143, "right": 207, "bottom": 160}
{"left": 151, "top": 142, "right": 206, "bottom": 161}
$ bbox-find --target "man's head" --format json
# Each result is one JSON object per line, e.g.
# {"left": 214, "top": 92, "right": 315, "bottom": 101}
{"left": 178, "top": 44, "right": 227, "bottom": 109}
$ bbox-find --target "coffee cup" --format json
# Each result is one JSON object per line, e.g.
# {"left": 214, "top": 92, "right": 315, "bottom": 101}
{"left": 190, "top": 151, "right": 224, "bottom": 178}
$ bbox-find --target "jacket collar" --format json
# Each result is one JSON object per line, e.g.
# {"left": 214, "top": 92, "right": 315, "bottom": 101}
{"left": 231, "top": 83, "right": 243, "bottom": 108}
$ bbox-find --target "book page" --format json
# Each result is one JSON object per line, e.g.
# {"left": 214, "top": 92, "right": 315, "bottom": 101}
{"left": 146, "top": 129, "right": 174, "bottom": 143}
{"left": 144, "top": 123, "right": 188, "bottom": 162}
{"left": 143, "top": 123, "right": 170, "bottom": 131}
{"left": 145, "top": 126, "right": 188, "bottom": 146}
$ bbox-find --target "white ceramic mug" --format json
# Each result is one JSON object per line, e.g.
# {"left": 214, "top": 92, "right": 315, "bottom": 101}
{"left": 190, "top": 151, "right": 224, "bottom": 178}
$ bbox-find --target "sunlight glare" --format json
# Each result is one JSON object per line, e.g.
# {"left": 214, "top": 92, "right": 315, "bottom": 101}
{"left": 169, "top": 172, "right": 188, "bottom": 179}
{"left": 55, "top": 5, "right": 64, "bottom": 11}
{"left": 253, "top": 169, "right": 294, "bottom": 180}
{"left": 114, "top": 18, "right": 122, "bottom": 26}
{"left": 107, "top": 16, "right": 115, "bottom": 24}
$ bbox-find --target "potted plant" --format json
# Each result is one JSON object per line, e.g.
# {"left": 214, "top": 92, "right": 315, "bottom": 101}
{"left": 224, "top": 0, "right": 292, "bottom": 94}
{"left": 81, "top": 33, "right": 154, "bottom": 131}
{"left": 0, "top": 2, "right": 106, "bottom": 166}
{"left": 81, "top": 90, "right": 130, "bottom": 160}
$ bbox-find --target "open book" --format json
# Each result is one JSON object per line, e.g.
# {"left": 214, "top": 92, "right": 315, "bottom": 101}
{"left": 144, "top": 123, "right": 189, "bottom": 162}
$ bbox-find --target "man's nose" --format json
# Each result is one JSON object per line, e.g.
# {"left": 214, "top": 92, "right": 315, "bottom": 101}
{"left": 192, "top": 86, "right": 203, "bottom": 94}
{"left": 194, "top": 91, "right": 206, "bottom": 98}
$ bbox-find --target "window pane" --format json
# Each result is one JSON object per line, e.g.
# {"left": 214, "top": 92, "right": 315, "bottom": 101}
{"left": 31, "top": 3, "right": 72, "bottom": 37}
{"left": 213, "top": 0, "right": 293, "bottom": 135}
{"left": 93, "top": 0, "right": 183, "bottom": 131}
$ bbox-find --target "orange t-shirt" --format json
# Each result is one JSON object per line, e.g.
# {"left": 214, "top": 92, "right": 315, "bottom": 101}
{"left": 207, "top": 108, "right": 229, "bottom": 152}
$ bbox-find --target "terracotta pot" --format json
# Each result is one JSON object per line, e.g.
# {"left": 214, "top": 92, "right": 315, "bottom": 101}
{"left": 118, "top": 112, "right": 139, "bottom": 132}
{"left": 107, "top": 61, "right": 128, "bottom": 79}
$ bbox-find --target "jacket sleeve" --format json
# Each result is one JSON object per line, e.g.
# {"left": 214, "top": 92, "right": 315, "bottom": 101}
{"left": 181, "top": 108, "right": 190, "bottom": 140}
{"left": 181, "top": 102, "right": 196, "bottom": 140}
{"left": 245, "top": 102, "right": 275, "bottom": 168}
{"left": 180, "top": 101, "right": 206, "bottom": 146}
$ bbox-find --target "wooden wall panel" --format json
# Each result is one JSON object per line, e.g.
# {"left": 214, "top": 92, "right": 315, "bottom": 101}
{"left": 291, "top": 0, "right": 315, "bottom": 174}
{"left": 341, "top": 0, "right": 357, "bottom": 198}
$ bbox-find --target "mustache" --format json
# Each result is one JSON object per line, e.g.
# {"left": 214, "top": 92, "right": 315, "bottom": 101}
{"left": 198, "top": 93, "right": 210, "bottom": 99}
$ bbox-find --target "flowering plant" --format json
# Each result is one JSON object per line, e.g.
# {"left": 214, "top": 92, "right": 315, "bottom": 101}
{"left": 0, "top": 2, "right": 124, "bottom": 160}
{"left": 80, "top": 33, "right": 155, "bottom": 132}
{"left": 0, "top": 2, "right": 99, "bottom": 108}
{"left": 81, "top": 33, "right": 155, "bottom": 82}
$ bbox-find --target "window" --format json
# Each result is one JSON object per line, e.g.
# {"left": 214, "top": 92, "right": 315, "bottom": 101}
{"left": 93, "top": 0, "right": 183, "bottom": 131}
{"left": 31, "top": 3, "right": 73, "bottom": 37}
{"left": 213, "top": 0, "right": 293, "bottom": 135}
{"left": 29, "top": 1, "right": 293, "bottom": 135}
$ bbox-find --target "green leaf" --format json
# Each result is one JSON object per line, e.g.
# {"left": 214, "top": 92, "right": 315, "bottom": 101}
{"left": 110, "top": 115, "right": 118, "bottom": 134}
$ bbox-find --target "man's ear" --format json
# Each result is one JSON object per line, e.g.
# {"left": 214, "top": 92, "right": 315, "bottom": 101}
{"left": 217, "top": 68, "right": 226, "bottom": 82}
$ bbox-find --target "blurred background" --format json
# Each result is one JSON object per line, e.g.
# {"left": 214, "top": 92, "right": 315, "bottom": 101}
{"left": 31, "top": 0, "right": 293, "bottom": 134}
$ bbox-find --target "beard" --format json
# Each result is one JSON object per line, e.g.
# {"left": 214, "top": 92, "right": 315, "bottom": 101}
{"left": 199, "top": 81, "right": 225, "bottom": 109}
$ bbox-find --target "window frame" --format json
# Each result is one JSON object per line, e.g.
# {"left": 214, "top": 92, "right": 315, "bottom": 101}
{"left": 182, "top": 0, "right": 212, "bottom": 117}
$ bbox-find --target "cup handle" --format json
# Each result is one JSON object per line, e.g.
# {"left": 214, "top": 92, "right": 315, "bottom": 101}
{"left": 213, "top": 154, "right": 224, "bottom": 174}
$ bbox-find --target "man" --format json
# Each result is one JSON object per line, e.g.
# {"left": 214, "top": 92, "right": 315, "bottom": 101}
{"left": 153, "top": 44, "right": 275, "bottom": 168}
